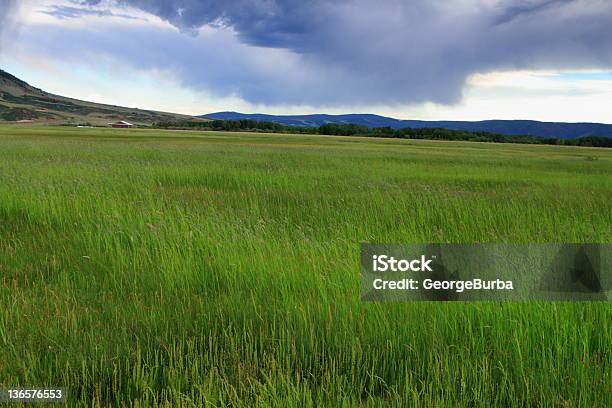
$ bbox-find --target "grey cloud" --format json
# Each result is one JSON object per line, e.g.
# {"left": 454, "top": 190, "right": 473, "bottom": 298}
{"left": 16, "top": 1, "right": 612, "bottom": 106}
{"left": 493, "top": 0, "right": 574, "bottom": 25}
{"left": 42, "top": 5, "right": 145, "bottom": 21}
{"left": 11, "top": 22, "right": 361, "bottom": 105}
{"left": 0, "top": 0, "right": 16, "bottom": 21}
{"left": 0, "top": 0, "right": 17, "bottom": 50}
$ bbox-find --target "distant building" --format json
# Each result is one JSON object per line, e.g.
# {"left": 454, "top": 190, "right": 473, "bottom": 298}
{"left": 109, "top": 120, "right": 134, "bottom": 128}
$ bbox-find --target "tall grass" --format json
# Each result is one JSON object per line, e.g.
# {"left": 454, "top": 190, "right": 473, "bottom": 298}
{"left": 0, "top": 126, "right": 610, "bottom": 406}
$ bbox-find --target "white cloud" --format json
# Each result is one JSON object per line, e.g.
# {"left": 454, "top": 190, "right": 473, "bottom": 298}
{"left": 390, "top": 71, "right": 612, "bottom": 122}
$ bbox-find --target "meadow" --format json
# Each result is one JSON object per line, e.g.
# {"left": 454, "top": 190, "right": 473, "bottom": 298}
{"left": 0, "top": 125, "right": 610, "bottom": 406}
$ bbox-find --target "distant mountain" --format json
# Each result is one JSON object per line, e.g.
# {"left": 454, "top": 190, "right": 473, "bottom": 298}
{"left": 202, "top": 111, "right": 402, "bottom": 128}
{"left": 203, "top": 111, "right": 612, "bottom": 139}
{"left": 0, "top": 69, "right": 194, "bottom": 125}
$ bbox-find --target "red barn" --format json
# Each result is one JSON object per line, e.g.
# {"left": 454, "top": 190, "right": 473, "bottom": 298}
{"left": 109, "top": 120, "right": 134, "bottom": 128}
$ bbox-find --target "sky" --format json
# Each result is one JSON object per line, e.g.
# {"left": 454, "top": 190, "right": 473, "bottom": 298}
{"left": 1, "top": 0, "right": 612, "bottom": 122}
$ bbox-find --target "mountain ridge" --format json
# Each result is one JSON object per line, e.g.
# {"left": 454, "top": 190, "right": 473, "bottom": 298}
{"left": 202, "top": 111, "right": 612, "bottom": 139}
{"left": 0, "top": 69, "right": 194, "bottom": 125}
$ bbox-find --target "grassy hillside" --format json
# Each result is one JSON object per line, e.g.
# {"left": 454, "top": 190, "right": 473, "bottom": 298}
{"left": 0, "top": 126, "right": 610, "bottom": 406}
{"left": 0, "top": 69, "right": 196, "bottom": 125}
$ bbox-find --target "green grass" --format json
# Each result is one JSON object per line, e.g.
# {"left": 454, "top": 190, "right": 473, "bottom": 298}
{"left": 0, "top": 125, "right": 610, "bottom": 407}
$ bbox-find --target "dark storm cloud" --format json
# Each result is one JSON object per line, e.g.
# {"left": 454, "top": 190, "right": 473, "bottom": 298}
{"left": 79, "top": 0, "right": 324, "bottom": 45}
{"left": 19, "top": 1, "right": 612, "bottom": 105}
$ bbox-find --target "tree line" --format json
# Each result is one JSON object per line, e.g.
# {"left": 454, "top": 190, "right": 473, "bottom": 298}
{"left": 153, "top": 119, "right": 612, "bottom": 148}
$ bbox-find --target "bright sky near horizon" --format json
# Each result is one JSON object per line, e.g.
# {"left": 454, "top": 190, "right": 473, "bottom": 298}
{"left": 1, "top": 0, "right": 612, "bottom": 123}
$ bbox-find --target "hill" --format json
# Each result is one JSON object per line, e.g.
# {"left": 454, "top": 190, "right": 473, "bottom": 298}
{"left": 203, "top": 111, "right": 612, "bottom": 139}
{"left": 202, "top": 111, "right": 400, "bottom": 128}
{"left": 0, "top": 69, "right": 194, "bottom": 125}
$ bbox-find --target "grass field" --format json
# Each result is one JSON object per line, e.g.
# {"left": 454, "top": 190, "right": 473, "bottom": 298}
{"left": 0, "top": 125, "right": 610, "bottom": 407}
